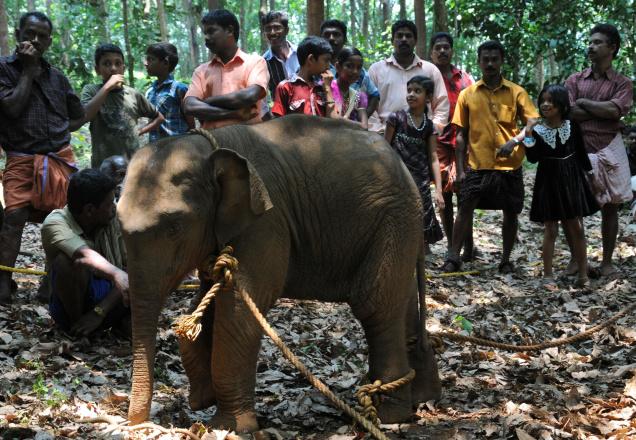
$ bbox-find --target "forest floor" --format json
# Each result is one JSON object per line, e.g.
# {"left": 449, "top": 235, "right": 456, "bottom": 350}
{"left": 0, "top": 171, "right": 635, "bottom": 440}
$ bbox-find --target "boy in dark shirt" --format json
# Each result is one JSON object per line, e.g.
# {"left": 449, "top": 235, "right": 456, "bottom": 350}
{"left": 81, "top": 44, "right": 164, "bottom": 168}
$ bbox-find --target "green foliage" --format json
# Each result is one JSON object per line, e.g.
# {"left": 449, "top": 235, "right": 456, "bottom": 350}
{"left": 2, "top": 0, "right": 634, "bottom": 124}
{"left": 453, "top": 314, "right": 473, "bottom": 333}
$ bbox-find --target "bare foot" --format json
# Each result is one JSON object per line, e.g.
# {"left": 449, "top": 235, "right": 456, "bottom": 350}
{"left": 574, "top": 276, "right": 590, "bottom": 288}
{"left": 565, "top": 259, "right": 578, "bottom": 276}
{"left": 599, "top": 263, "right": 619, "bottom": 277}
{"left": 542, "top": 275, "right": 558, "bottom": 291}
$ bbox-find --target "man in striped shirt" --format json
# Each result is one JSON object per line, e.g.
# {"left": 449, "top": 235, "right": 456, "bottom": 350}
{"left": 565, "top": 23, "right": 633, "bottom": 277}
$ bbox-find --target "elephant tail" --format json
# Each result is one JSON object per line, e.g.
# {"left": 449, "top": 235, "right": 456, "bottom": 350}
{"left": 416, "top": 240, "right": 428, "bottom": 349}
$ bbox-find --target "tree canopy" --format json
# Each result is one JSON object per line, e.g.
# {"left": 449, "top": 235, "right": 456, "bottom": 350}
{"left": 0, "top": 0, "right": 634, "bottom": 120}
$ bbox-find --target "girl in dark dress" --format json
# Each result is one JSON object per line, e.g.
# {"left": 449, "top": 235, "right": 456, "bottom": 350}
{"left": 384, "top": 75, "right": 444, "bottom": 247}
{"left": 524, "top": 84, "right": 599, "bottom": 287}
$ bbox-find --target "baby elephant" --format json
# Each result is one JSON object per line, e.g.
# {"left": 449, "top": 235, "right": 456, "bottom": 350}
{"left": 118, "top": 115, "right": 441, "bottom": 432}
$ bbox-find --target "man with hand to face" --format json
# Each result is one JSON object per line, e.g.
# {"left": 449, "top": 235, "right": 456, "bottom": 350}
{"left": 0, "top": 12, "right": 84, "bottom": 304}
{"left": 320, "top": 19, "right": 380, "bottom": 117}
{"left": 184, "top": 9, "right": 269, "bottom": 129}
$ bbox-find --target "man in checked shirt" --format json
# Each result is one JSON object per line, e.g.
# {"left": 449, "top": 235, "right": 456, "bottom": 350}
{"left": 0, "top": 11, "right": 84, "bottom": 304}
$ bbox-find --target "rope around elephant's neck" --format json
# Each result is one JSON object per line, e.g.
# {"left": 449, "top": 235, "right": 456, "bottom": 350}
{"left": 189, "top": 128, "right": 220, "bottom": 151}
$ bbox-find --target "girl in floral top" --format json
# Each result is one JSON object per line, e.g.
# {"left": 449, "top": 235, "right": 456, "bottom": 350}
{"left": 331, "top": 47, "right": 368, "bottom": 129}
{"left": 384, "top": 75, "right": 444, "bottom": 248}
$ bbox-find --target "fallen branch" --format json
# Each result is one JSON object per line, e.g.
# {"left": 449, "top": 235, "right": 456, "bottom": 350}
{"left": 77, "top": 417, "right": 202, "bottom": 440}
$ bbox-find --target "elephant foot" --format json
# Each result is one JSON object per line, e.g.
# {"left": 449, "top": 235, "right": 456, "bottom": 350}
{"left": 210, "top": 410, "right": 259, "bottom": 433}
{"left": 409, "top": 340, "right": 442, "bottom": 405}
{"left": 188, "top": 381, "right": 216, "bottom": 411}
{"left": 375, "top": 386, "right": 413, "bottom": 424}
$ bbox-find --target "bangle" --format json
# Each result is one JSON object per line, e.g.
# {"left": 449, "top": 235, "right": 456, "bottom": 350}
{"left": 325, "top": 100, "right": 335, "bottom": 104}
{"left": 523, "top": 136, "right": 536, "bottom": 147}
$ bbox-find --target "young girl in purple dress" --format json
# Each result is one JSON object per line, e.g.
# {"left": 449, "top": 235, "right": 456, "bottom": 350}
{"left": 330, "top": 47, "right": 368, "bottom": 129}
{"left": 384, "top": 75, "right": 444, "bottom": 247}
{"left": 524, "top": 84, "right": 599, "bottom": 287}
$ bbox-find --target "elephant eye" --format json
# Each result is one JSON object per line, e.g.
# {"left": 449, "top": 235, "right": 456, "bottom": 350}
{"left": 167, "top": 221, "right": 183, "bottom": 238}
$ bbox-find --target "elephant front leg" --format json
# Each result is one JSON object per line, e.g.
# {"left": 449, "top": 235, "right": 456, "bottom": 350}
{"left": 178, "top": 282, "right": 216, "bottom": 410}
{"left": 209, "top": 288, "right": 266, "bottom": 433}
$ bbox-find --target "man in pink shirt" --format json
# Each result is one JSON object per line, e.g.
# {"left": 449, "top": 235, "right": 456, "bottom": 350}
{"left": 368, "top": 19, "right": 449, "bottom": 134}
{"left": 184, "top": 9, "right": 269, "bottom": 129}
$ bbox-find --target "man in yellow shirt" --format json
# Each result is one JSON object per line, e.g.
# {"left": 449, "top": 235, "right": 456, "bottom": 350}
{"left": 442, "top": 40, "right": 539, "bottom": 273}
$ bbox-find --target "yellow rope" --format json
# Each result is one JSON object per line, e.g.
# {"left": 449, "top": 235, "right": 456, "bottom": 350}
{"left": 0, "top": 265, "right": 47, "bottom": 276}
{"left": 0, "top": 263, "right": 479, "bottom": 280}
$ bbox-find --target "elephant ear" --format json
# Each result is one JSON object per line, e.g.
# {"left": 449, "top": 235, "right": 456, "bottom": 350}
{"left": 209, "top": 148, "right": 273, "bottom": 246}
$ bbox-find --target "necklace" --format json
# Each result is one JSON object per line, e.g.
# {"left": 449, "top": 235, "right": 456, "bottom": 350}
{"left": 407, "top": 111, "right": 427, "bottom": 132}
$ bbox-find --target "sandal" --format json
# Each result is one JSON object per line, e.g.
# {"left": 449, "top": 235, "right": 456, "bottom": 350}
{"left": 498, "top": 261, "right": 516, "bottom": 274}
{"left": 441, "top": 258, "right": 462, "bottom": 273}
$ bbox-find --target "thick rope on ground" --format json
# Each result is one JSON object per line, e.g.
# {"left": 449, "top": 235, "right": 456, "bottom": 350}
{"left": 430, "top": 300, "right": 635, "bottom": 352}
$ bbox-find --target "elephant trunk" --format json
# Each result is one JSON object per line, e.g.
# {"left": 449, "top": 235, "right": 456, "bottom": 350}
{"left": 127, "top": 272, "right": 165, "bottom": 424}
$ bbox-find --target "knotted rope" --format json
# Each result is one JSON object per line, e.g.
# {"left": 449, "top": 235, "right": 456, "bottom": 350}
{"left": 355, "top": 369, "right": 416, "bottom": 426}
{"left": 175, "top": 248, "right": 418, "bottom": 440}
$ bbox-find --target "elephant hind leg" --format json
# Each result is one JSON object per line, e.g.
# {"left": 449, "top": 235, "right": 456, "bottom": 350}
{"left": 405, "top": 286, "right": 442, "bottom": 405}
{"left": 356, "top": 310, "right": 413, "bottom": 424}
{"left": 178, "top": 282, "right": 216, "bottom": 410}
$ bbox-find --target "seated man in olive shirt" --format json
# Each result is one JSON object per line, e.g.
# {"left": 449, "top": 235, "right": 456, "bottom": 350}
{"left": 41, "top": 169, "right": 129, "bottom": 336}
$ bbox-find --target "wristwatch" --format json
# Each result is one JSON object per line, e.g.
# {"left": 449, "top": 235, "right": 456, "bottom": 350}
{"left": 93, "top": 305, "right": 106, "bottom": 317}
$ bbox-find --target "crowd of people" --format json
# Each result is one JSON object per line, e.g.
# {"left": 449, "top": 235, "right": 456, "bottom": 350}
{"left": 0, "top": 9, "right": 633, "bottom": 336}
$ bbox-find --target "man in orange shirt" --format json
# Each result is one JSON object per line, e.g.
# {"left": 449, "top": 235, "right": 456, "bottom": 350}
{"left": 442, "top": 40, "right": 538, "bottom": 274}
{"left": 184, "top": 9, "right": 269, "bottom": 129}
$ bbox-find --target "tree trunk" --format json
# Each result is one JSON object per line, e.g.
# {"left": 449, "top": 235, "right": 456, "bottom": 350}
{"left": 361, "top": 0, "right": 369, "bottom": 52}
{"left": 208, "top": 0, "right": 221, "bottom": 10}
{"left": 349, "top": 0, "right": 356, "bottom": 41}
{"left": 157, "top": 0, "right": 169, "bottom": 41}
{"left": 381, "top": 0, "right": 391, "bottom": 27}
{"left": 269, "top": 0, "right": 275, "bottom": 10}
{"left": 144, "top": 0, "right": 152, "bottom": 15}
{"left": 307, "top": 0, "right": 324, "bottom": 36}
{"left": 259, "top": 0, "right": 267, "bottom": 54}
{"left": 93, "top": 0, "right": 110, "bottom": 43}
{"left": 122, "top": 0, "right": 135, "bottom": 86}
{"left": 433, "top": 0, "right": 448, "bottom": 34}
{"left": 414, "top": 0, "right": 426, "bottom": 59}
{"left": 535, "top": 53, "right": 544, "bottom": 91}
{"left": 399, "top": 0, "right": 406, "bottom": 19}
{"left": 27, "top": 0, "right": 35, "bottom": 10}
{"left": 182, "top": 0, "right": 200, "bottom": 71}
{"left": 0, "top": 0, "right": 9, "bottom": 57}
{"left": 239, "top": 0, "right": 246, "bottom": 49}
{"left": 45, "top": 0, "right": 52, "bottom": 17}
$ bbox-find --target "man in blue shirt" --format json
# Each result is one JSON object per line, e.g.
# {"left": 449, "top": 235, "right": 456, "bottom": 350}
{"left": 144, "top": 42, "right": 193, "bottom": 141}
{"left": 320, "top": 19, "right": 379, "bottom": 116}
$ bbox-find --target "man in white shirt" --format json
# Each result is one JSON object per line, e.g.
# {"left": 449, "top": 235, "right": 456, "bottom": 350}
{"left": 368, "top": 19, "right": 449, "bottom": 133}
